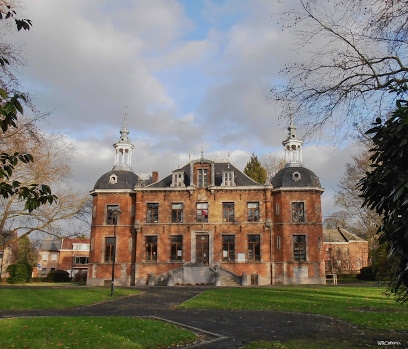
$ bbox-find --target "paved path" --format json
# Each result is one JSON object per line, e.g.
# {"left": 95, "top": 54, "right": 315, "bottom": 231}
{"left": 1, "top": 286, "right": 407, "bottom": 348}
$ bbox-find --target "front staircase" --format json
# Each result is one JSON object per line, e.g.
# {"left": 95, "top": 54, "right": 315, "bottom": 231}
{"left": 221, "top": 275, "right": 241, "bottom": 287}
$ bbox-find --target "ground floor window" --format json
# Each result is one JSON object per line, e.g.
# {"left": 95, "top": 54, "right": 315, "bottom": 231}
{"left": 222, "top": 235, "right": 235, "bottom": 261}
{"left": 293, "top": 234, "right": 306, "bottom": 261}
{"left": 146, "top": 236, "right": 158, "bottom": 261}
{"left": 170, "top": 235, "right": 183, "bottom": 261}
{"left": 104, "top": 237, "right": 115, "bottom": 262}
{"left": 248, "top": 235, "right": 261, "bottom": 261}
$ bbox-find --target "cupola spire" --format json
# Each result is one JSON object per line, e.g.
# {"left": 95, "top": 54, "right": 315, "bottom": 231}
{"left": 282, "top": 117, "right": 303, "bottom": 167}
{"left": 112, "top": 107, "right": 134, "bottom": 171}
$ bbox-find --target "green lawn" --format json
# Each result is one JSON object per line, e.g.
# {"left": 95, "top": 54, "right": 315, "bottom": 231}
{"left": 0, "top": 287, "right": 140, "bottom": 310}
{"left": 179, "top": 285, "right": 408, "bottom": 331}
{"left": 1, "top": 284, "right": 406, "bottom": 348}
{"left": 0, "top": 316, "right": 197, "bottom": 349}
{"left": 0, "top": 287, "right": 199, "bottom": 348}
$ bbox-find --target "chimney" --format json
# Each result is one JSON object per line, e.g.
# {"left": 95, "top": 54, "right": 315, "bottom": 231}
{"left": 152, "top": 171, "right": 159, "bottom": 183}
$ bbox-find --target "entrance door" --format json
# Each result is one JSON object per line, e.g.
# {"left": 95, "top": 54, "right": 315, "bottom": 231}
{"left": 196, "top": 235, "right": 209, "bottom": 264}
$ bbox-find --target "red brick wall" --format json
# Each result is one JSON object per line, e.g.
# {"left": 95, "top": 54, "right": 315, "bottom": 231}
{"left": 88, "top": 175, "right": 325, "bottom": 285}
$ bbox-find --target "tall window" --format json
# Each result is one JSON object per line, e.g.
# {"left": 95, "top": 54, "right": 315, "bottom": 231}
{"left": 170, "top": 235, "right": 183, "bottom": 261}
{"left": 145, "top": 236, "right": 158, "bottom": 261}
{"left": 223, "top": 202, "right": 235, "bottom": 222}
{"left": 171, "top": 203, "right": 183, "bottom": 223}
{"left": 248, "top": 235, "right": 261, "bottom": 261}
{"left": 147, "top": 203, "right": 159, "bottom": 223}
{"left": 197, "top": 168, "right": 208, "bottom": 187}
{"left": 104, "top": 237, "right": 115, "bottom": 262}
{"left": 106, "top": 205, "right": 120, "bottom": 225}
{"left": 222, "top": 235, "right": 235, "bottom": 261}
{"left": 197, "top": 202, "right": 208, "bottom": 222}
{"left": 292, "top": 202, "right": 305, "bottom": 222}
{"left": 293, "top": 235, "right": 306, "bottom": 261}
{"left": 247, "top": 202, "right": 260, "bottom": 222}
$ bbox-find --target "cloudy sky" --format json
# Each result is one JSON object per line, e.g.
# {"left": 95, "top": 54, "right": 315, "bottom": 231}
{"left": 10, "top": 0, "right": 361, "bottom": 218}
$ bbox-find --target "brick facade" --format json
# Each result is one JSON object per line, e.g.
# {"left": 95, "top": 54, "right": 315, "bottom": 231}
{"left": 87, "top": 121, "right": 327, "bottom": 286}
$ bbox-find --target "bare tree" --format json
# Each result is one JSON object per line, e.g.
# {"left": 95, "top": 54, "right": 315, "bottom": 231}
{"left": 323, "top": 211, "right": 350, "bottom": 229}
{"left": 335, "top": 146, "right": 381, "bottom": 248}
{"left": 0, "top": 122, "right": 90, "bottom": 238}
{"left": 261, "top": 153, "right": 286, "bottom": 177}
{"left": 274, "top": 0, "right": 408, "bottom": 138}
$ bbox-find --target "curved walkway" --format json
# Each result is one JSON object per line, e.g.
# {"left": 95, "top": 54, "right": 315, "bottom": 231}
{"left": 0, "top": 286, "right": 407, "bottom": 348}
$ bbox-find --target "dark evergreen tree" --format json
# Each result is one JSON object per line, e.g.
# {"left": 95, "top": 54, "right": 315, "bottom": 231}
{"left": 359, "top": 87, "right": 408, "bottom": 303}
{"left": 244, "top": 153, "right": 267, "bottom": 184}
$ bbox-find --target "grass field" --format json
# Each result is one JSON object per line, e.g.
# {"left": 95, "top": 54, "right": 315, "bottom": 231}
{"left": 0, "top": 316, "right": 198, "bottom": 349}
{"left": 0, "top": 286, "right": 199, "bottom": 348}
{"left": 0, "top": 287, "right": 140, "bottom": 310}
{"left": 180, "top": 285, "right": 408, "bottom": 331}
{"left": 0, "top": 284, "right": 406, "bottom": 348}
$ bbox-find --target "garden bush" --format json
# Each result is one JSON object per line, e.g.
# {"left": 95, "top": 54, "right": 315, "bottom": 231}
{"left": 46, "top": 269, "right": 70, "bottom": 282}
{"left": 357, "top": 266, "right": 377, "bottom": 281}
{"left": 73, "top": 270, "right": 87, "bottom": 282}
{"left": 6, "top": 262, "right": 32, "bottom": 283}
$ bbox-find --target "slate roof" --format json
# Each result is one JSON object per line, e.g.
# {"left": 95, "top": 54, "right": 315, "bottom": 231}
{"left": 147, "top": 161, "right": 263, "bottom": 188}
{"left": 94, "top": 170, "right": 139, "bottom": 190}
{"left": 323, "top": 227, "right": 366, "bottom": 243}
{"left": 271, "top": 165, "right": 322, "bottom": 189}
{"left": 40, "top": 239, "right": 61, "bottom": 251}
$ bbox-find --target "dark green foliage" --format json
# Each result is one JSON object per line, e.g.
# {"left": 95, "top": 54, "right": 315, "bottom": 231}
{"left": 370, "top": 242, "right": 400, "bottom": 281}
{"left": 73, "top": 270, "right": 87, "bottom": 282}
{"left": 359, "top": 86, "right": 408, "bottom": 302}
{"left": 6, "top": 262, "right": 32, "bottom": 283}
{"left": 357, "top": 267, "right": 377, "bottom": 281}
{"left": 46, "top": 270, "right": 70, "bottom": 283}
{"left": 244, "top": 153, "right": 267, "bottom": 184}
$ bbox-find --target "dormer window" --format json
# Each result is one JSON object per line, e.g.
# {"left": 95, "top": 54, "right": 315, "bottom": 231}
{"left": 197, "top": 168, "right": 208, "bottom": 188}
{"left": 171, "top": 171, "right": 185, "bottom": 187}
{"left": 222, "top": 171, "right": 235, "bottom": 186}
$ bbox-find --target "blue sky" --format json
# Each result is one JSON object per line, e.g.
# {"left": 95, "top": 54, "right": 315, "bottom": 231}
{"left": 10, "top": 0, "right": 360, "bottom": 218}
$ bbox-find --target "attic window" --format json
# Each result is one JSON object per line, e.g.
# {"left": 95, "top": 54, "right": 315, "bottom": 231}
{"left": 109, "top": 174, "right": 118, "bottom": 184}
{"left": 171, "top": 171, "right": 185, "bottom": 187}
{"left": 222, "top": 171, "right": 235, "bottom": 186}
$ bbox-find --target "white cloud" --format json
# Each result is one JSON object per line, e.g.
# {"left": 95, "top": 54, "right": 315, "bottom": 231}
{"left": 6, "top": 0, "right": 357, "bottom": 223}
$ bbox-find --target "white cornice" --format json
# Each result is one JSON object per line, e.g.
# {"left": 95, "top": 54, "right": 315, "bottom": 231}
{"left": 89, "top": 189, "right": 135, "bottom": 195}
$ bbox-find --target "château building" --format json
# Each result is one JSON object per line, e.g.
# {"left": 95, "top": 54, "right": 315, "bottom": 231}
{"left": 87, "top": 120, "right": 326, "bottom": 286}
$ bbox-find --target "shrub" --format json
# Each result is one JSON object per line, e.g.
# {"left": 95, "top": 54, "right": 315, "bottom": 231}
{"left": 357, "top": 266, "right": 377, "bottom": 281}
{"left": 46, "top": 269, "right": 70, "bottom": 282}
{"left": 6, "top": 262, "right": 32, "bottom": 284}
{"left": 73, "top": 270, "right": 87, "bottom": 282}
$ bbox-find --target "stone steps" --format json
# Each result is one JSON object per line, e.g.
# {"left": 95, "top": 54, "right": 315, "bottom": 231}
{"left": 221, "top": 275, "right": 241, "bottom": 287}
